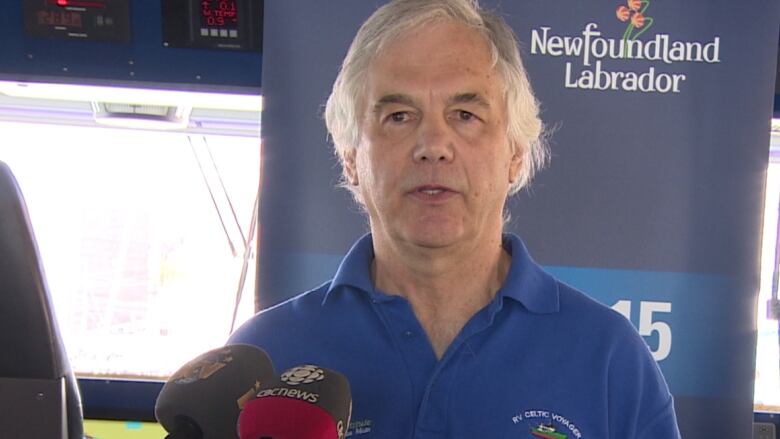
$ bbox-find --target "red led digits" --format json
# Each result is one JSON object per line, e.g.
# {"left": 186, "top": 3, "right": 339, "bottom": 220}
{"left": 201, "top": 0, "right": 238, "bottom": 28}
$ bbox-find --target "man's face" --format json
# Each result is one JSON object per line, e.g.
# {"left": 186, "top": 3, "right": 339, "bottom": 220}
{"left": 345, "top": 20, "right": 522, "bottom": 250}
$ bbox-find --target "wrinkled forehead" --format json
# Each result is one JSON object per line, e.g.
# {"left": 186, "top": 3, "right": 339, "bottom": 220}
{"left": 371, "top": 18, "right": 499, "bottom": 73}
{"left": 360, "top": 20, "right": 505, "bottom": 106}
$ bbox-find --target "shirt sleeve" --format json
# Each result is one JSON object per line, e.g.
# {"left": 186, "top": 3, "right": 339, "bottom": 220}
{"left": 607, "top": 313, "right": 681, "bottom": 438}
{"left": 636, "top": 398, "right": 681, "bottom": 439}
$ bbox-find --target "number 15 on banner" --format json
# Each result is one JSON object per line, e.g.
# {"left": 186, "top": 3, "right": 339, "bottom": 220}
{"left": 611, "top": 300, "right": 672, "bottom": 362}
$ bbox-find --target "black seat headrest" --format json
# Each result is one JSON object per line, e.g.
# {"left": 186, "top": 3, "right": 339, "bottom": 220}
{"left": 0, "top": 160, "right": 83, "bottom": 438}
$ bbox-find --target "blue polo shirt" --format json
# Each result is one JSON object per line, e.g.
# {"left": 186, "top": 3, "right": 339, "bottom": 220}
{"left": 228, "top": 234, "right": 680, "bottom": 438}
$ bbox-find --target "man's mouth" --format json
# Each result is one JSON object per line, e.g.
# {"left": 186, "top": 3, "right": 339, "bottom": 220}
{"left": 410, "top": 185, "right": 458, "bottom": 201}
{"left": 414, "top": 184, "right": 453, "bottom": 193}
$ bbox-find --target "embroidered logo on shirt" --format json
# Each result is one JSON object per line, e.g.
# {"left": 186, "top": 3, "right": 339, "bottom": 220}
{"left": 511, "top": 409, "right": 583, "bottom": 439}
{"left": 346, "top": 419, "right": 373, "bottom": 437}
{"left": 280, "top": 365, "right": 325, "bottom": 385}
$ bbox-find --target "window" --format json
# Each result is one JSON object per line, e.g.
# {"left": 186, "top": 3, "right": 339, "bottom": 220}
{"left": 0, "top": 94, "right": 260, "bottom": 380}
{"left": 755, "top": 127, "right": 780, "bottom": 412}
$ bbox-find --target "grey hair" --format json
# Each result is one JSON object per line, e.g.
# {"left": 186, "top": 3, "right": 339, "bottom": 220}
{"left": 324, "top": 0, "right": 548, "bottom": 200}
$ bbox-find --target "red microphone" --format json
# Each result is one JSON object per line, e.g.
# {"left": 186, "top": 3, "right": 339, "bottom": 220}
{"left": 238, "top": 364, "right": 352, "bottom": 439}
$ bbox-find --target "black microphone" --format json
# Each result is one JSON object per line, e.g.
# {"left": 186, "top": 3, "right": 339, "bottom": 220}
{"left": 238, "top": 364, "right": 352, "bottom": 439}
{"left": 155, "top": 344, "right": 275, "bottom": 439}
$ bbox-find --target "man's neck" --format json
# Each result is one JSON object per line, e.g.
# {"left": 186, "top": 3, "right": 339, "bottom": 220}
{"left": 370, "top": 232, "right": 511, "bottom": 359}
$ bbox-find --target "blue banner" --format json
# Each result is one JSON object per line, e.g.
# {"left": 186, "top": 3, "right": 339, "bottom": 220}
{"left": 257, "top": 1, "right": 780, "bottom": 437}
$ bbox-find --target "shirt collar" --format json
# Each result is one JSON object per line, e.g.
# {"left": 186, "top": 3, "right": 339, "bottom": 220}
{"left": 325, "top": 234, "right": 377, "bottom": 302}
{"left": 497, "top": 234, "right": 560, "bottom": 314}
{"left": 324, "top": 233, "right": 560, "bottom": 314}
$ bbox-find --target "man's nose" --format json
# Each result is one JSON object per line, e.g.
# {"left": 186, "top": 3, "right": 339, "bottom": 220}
{"left": 413, "top": 116, "right": 455, "bottom": 163}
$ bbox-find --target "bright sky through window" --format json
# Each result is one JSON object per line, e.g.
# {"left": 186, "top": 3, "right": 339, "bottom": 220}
{"left": 0, "top": 119, "right": 259, "bottom": 379}
{"left": 754, "top": 130, "right": 780, "bottom": 412}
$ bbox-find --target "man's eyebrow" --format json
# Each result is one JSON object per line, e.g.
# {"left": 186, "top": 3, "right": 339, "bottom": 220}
{"left": 371, "top": 93, "right": 491, "bottom": 112}
{"left": 448, "top": 92, "right": 491, "bottom": 108}
{"left": 372, "top": 94, "right": 415, "bottom": 112}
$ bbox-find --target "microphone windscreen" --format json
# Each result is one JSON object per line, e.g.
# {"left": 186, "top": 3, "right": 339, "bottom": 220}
{"left": 155, "top": 344, "right": 275, "bottom": 439}
{"left": 238, "top": 364, "right": 352, "bottom": 439}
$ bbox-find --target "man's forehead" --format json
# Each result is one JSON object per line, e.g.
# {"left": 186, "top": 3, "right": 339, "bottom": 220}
{"left": 359, "top": 19, "right": 503, "bottom": 113}
{"left": 369, "top": 20, "right": 494, "bottom": 70}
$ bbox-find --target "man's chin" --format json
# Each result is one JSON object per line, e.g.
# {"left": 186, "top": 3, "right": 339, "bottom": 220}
{"left": 401, "top": 228, "right": 466, "bottom": 250}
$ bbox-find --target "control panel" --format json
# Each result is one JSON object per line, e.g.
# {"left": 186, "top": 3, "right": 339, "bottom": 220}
{"left": 23, "top": 0, "right": 131, "bottom": 43}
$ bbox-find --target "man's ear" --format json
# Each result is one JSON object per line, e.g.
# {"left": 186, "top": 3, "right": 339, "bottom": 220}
{"left": 508, "top": 146, "right": 523, "bottom": 184}
{"left": 343, "top": 148, "right": 359, "bottom": 186}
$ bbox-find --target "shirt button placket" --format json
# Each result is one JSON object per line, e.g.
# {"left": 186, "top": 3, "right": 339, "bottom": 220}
{"left": 416, "top": 361, "right": 456, "bottom": 437}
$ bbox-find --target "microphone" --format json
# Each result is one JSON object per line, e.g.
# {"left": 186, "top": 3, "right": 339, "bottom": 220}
{"left": 155, "top": 344, "right": 275, "bottom": 439}
{"left": 238, "top": 364, "right": 352, "bottom": 439}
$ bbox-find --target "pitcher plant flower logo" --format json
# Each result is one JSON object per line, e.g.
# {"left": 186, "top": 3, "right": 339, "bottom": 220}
{"left": 616, "top": 0, "right": 654, "bottom": 57}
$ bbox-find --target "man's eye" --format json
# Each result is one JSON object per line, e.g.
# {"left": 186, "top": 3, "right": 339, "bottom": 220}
{"left": 458, "top": 110, "right": 475, "bottom": 121}
{"left": 389, "top": 112, "right": 409, "bottom": 123}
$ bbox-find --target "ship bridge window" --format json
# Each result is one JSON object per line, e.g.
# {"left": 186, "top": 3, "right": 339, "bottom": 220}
{"left": 0, "top": 89, "right": 261, "bottom": 380}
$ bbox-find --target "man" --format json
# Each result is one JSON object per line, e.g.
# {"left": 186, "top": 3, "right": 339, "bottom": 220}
{"left": 229, "top": 1, "right": 681, "bottom": 437}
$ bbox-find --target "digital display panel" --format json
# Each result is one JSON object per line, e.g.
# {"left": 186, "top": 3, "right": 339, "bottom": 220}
{"left": 23, "top": 0, "right": 131, "bottom": 43}
{"left": 161, "top": 0, "right": 262, "bottom": 51}
{"left": 200, "top": 0, "right": 238, "bottom": 29}
{"left": 37, "top": 10, "right": 83, "bottom": 28}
